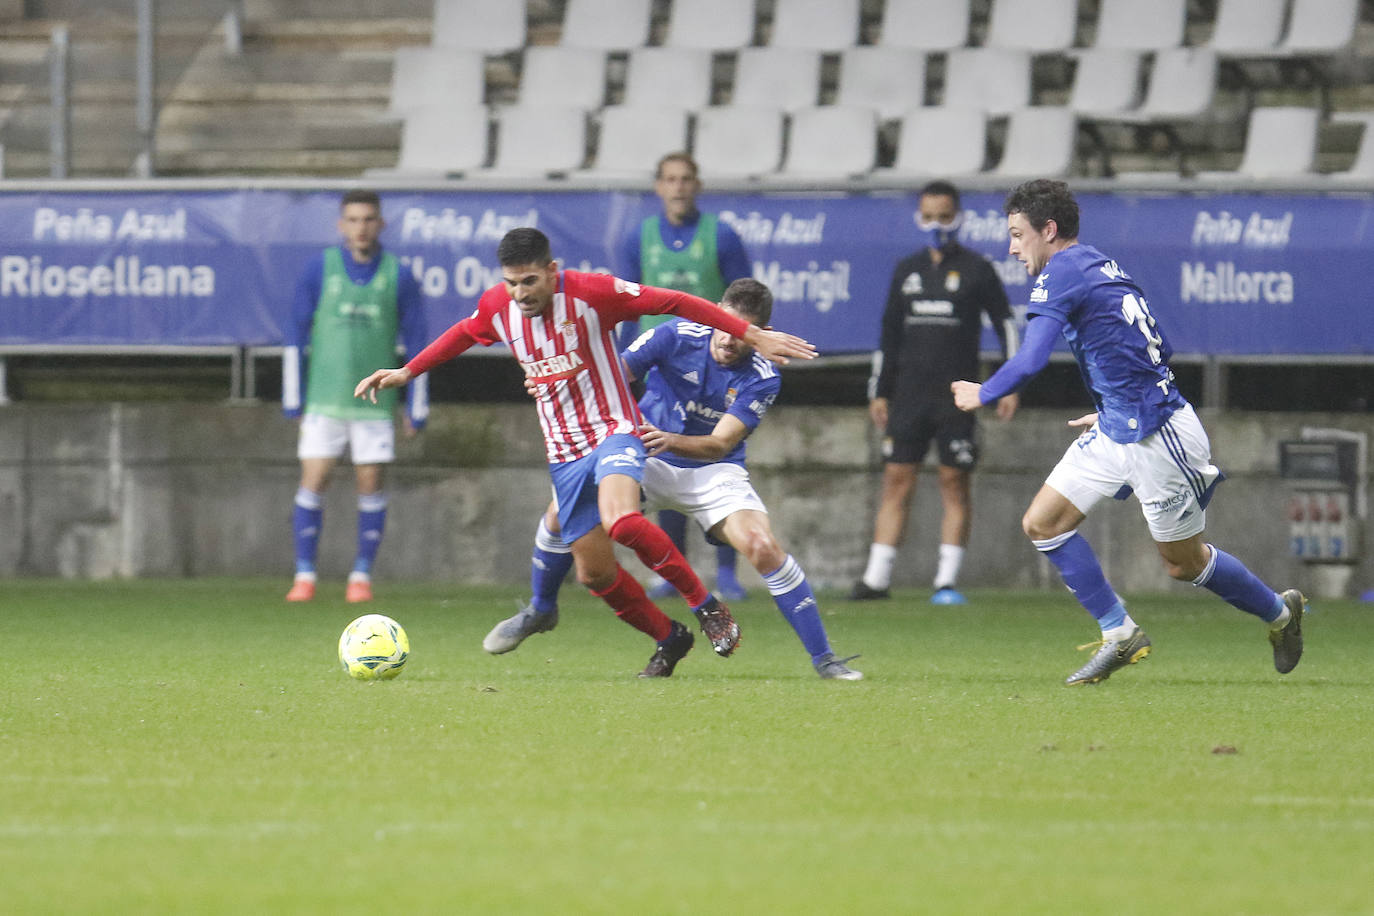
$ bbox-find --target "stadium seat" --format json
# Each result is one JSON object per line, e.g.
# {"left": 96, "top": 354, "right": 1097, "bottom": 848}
{"left": 1270, "top": 0, "right": 1360, "bottom": 56}
{"left": 374, "top": 105, "right": 489, "bottom": 176}
{"left": 1066, "top": 49, "right": 1142, "bottom": 117}
{"left": 767, "top": 106, "right": 878, "bottom": 181}
{"left": 622, "top": 48, "right": 714, "bottom": 110}
{"left": 768, "top": 0, "right": 861, "bottom": 50}
{"left": 431, "top": 0, "right": 526, "bottom": 53}
{"left": 1206, "top": 0, "right": 1286, "bottom": 54}
{"left": 483, "top": 105, "right": 589, "bottom": 177}
{"left": 692, "top": 105, "right": 785, "bottom": 179}
{"left": 517, "top": 47, "right": 607, "bottom": 110}
{"left": 1092, "top": 0, "right": 1186, "bottom": 51}
{"left": 731, "top": 48, "right": 821, "bottom": 112}
{"left": 985, "top": 0, "right": 1078, "bottom": 52}
{"left": 663, "top": 0, "right": 757, "bottom": 50}
{"left": 560, "top": 0, "right": 653, "bottom": 50}
{"left": 993, "top": 107, "right": 1079, "bottom": 178}
{"left": 1327, "top": 112, "right": 1374, "bottom": 182}
{"left": 1196, "top": 106, "right": 1320, "bottom": 180}
{"left": 879, "top": 0, "right": 970, "bottom": 50}
{"left": 882, "top": 107, "right": 987, "bottom": 178}
{"left": 942, "top": 49, "right": 1031, "bottom": 115}
{"left": 386, "top": 47, "right": 484, "bottom": 118}
{"left": 574, "top": 105, "right": 690, "bottom": 180}
{"left": 1125, "top": 48, "right": 1218, "bottom": 120}
{"left": 836, "top": 47, "right": 927, "bottom": 121}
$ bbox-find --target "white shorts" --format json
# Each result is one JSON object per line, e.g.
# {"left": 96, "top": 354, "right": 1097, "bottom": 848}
{"left": 1045, "top": 403, "right": 1221, "bottom": 543}
{"left": 640, "top": 459, "right": 767, "bottom": 536}
{"left": 297, "top": 413, "right": 395, "bottom": 465}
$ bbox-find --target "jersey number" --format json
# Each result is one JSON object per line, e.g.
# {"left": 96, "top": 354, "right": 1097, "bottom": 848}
{"left": 1120, "top": 293, "right": 1163, "bottom": 365}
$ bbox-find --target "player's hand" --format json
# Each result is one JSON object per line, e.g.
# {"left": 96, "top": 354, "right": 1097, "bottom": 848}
{"left": 354, "top": 367, "right": 412, "bottom": 403}
{"left": 868, "top": 397, "right": 889, "bottom": 430}
{"left": 996, "top": 392, "right": 1019, "bottom": 422}
{"left": 637, "top": 422, "right": 673, "bottom": 457}
{"left": 950, "top": 380, "right": 983, "bottom": 412}
{"left": 743, "top": 326, "right": 817, "bottom": 365}
{"left": 522, "top": 374, "right": 542, "bottom": 397}
{"left": 1067, "top": 412, "right": 1098, "bottom": 428}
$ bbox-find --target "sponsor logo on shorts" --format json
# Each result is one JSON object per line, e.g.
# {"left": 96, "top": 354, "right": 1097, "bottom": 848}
{"left": 1143, "top": 491, "right": 1190, "bottom": 512}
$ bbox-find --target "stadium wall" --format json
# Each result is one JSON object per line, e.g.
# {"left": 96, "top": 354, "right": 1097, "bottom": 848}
{"left": 1, "top": 401, "right": 1369, "bottom": 598}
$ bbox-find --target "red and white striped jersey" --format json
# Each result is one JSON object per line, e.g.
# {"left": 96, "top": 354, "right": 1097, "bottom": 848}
{"left": 406, "top": 270, "right": 749, "bottom": 463}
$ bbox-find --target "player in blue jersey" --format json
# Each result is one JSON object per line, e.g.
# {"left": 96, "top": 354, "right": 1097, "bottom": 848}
{"left": 282, "top": 190, "right": 429, "bottom": 604}
{"left": 485, "top": 278, "right": 863, "bottom": 680}
{"left": 952, "top": 179, "right": 1305, "bottom": 685}
{"left": 620, "top": 152, "right": 754, "bottom": 602}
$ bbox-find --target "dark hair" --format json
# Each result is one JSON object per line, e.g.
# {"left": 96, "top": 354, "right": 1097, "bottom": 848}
{"left": 1004, "top": 179, "right": 1080, "bottom": 240}
{"left": 919, "top": 179, "right": 960, "bottom": 208}
{"left": 655, "top": 151, "right": 699, "bottom": 181}
{"left": 340, "top": 189, "right": 381, "bottom": 211}
{"left": 721, "top": 278, "right": 772, "bottom": 327}
{"left": 497, "top": 227, "right": 553, "bottom": 266}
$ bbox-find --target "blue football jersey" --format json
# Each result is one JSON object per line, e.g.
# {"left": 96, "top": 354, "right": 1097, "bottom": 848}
{"left": 1029, "top": 244, "right": 1186, "bottom": 443}
{"left": 621, "top": 319, "right": 780, "bottom": 469}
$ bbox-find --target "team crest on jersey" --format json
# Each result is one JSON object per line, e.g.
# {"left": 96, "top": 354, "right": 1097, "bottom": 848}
{"left": 613, "top": 277, "right": 643, "bottom": 297}
{"left": 901, "top": 272, "right": 923, "bottom": 295}
{"left": 725, "top": 387, "right": 737, "bottom": 408}
{"left": 944, "top": 271, "right": 961, "bottom": 292}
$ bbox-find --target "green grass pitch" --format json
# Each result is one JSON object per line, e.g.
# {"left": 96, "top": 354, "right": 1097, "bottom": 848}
{"left": 3, "top": 578, "right": 1372, "bottom": 914}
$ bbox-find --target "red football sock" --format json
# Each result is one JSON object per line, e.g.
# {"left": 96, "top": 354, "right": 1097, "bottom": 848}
{"left": 608, "top": 512, "right": 710, "bottom": 608}
{"left": 591, "top": 565, "right": 673, "bottom": 642}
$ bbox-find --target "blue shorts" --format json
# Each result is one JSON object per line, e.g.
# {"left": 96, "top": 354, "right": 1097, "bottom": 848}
{"left": 549, "top": 433, "right": 646, "bottom": 544}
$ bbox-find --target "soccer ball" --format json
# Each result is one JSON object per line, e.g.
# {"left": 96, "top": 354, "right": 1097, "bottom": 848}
{"left": 338, "top": 614, "right": 410, "bottom": 680}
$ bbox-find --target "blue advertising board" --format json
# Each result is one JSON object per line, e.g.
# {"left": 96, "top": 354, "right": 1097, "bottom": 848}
{"left": 0, "top": 188, "right": 1370, "bottom": 356}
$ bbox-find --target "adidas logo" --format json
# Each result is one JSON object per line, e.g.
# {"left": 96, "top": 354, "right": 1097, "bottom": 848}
{"left": 682, "top": 371, "right": 700, "bottom": 384}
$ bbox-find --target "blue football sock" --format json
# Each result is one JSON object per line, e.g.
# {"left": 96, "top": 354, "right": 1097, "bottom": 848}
{"left": 1033, "top": 531, "right": 1128, "bottom": 630}
{"left": 292, "top": 487, "right": 323, "bottom": 576}
{"left": 657, "top": 509, "right": 689, "bottom": 556}
{"left": 1193, "top": 544, "right": 1284, "bottom": 623}
{"left": 530, "top": 517, "right": 574, "bottom": 614}
{"left": 763, "top": 555, "right": 832, "bottom": 662}
{"left": 354, "top": 492, "right": 387, "bottom": 576}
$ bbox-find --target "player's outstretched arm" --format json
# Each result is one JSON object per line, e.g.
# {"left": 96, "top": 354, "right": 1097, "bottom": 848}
{"left": 742, "top": 326, "right": 817, "bottom": 366}
{"left": 355, "top": 367, "right": 413, "bottom": 404}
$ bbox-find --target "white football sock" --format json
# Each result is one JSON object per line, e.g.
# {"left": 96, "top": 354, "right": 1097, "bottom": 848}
{"left": 862, "top": 543, "right": 897, "bottom": 590}
{"left": 934, "top": 544, "right": 965, "bottom": 590}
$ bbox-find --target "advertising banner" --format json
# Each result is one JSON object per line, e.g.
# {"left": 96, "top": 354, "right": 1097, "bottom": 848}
{"left": 0, "top": 188, "right": 1369, "bottom": 356}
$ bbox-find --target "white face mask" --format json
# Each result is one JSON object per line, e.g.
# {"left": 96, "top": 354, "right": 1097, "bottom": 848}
{"left": 915, "top": 211, "right": 964, "bottom": 249}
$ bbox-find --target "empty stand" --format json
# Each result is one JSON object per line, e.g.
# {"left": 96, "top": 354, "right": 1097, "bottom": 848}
{"left": 1328, "top": 112, "right": 1374, "bottom": 182}
{"left": 985, "top": 0, "right": 1078, "bottom": 52}
{"left": 884, "top": 107, "right": 987, "bottom": 177}
{"left": 432, "top": 0, "right": 526, "bottom": 53}
{"left": 663, "top": 0, "right": 757, "bottom": 50}
{"left": 994, "top": 107, "right": 1079, "bottom": 178}
{"left": 382, "top": 105, "right": 489, "bottom": 176}
{"left": 622, "top": 48, "right": 714, "bottom": 110}
{"left": 770, "top": 106, "right": 878, "bottom": 181}
{"left": 1197, "top": 106, "right": 1320, "bottom": 180}
{"left": 1272, "top": 0, "right": 1360, "bottom": 55}
{"left": 517, "top": 47, "right": 607, "bottom": 110}
{"left": 560, "top": 0, "right": 653, "bottom": 50}
{"left": 1067, "top": 49, "right": 1142, "bottom": 117}
{"left": 879, "top": 0, "right": 970, "bottom": 50}
{"left": 836, "top": 47, "right": 927, "bottom": 121}
{"left": 1128, "top": 48, "right": 1218, "bottom": 120}
{"left": 484, "top": 105, "right": 589, "bottom": 177}
{"left": 1206, "top": 0, "right": 1286, "bottom": 54}
{"left": 731, "top": 48, "right": 822, "bottom": 112}
{"left": 386, "top": 47, "right": 484, "bottom": 118}
{"left": 1092, "top": 0, "right": 1186, "bottom": 51}
{"left": 692, "top": 105, "right": 785, "bottom": 178}
{"left": 577, "top": 106, "right": 690, "bottom": 179}
{"left": 942, "top": 49, "right": 1032, "bottom": 114}
{"left": 768, "top": 0, "right": 861, "bottom": 50}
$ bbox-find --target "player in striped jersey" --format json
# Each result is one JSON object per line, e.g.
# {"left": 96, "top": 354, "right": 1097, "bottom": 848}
{"left": 486, "top": 279, "right": 862, "bottom": 680}
{"left": 953, "top": 180, "right": 1305, "bottom": 685}
{"left": 355, "top": 228, "right": 816, "bottom": 659}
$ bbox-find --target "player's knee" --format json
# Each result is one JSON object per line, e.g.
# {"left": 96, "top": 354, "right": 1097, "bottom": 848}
{"left": 1021, "top": 511, "right": 1048, "bottom": 541}
{"left": 577, "top": 566, "right": 615, "bottom": 592}
{"left": 740, "top": 528, "right": 783, "bottom": 572}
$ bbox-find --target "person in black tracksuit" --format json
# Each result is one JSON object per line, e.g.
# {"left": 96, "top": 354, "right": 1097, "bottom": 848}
{"left": 850, "top": 180, "right": 1020, "bottom": 603}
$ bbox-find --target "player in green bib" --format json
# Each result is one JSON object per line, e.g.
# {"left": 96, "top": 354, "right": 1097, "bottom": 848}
{"left": 618, "top": 153, "right": 754, "bottom": 600}
{"left": 283, "top": 190, "right": 428, "bottom": 604}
